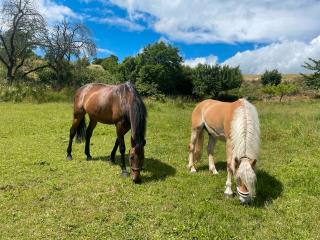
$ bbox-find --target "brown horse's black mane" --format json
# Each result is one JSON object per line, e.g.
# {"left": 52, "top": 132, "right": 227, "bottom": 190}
{"left": 123, "top": 81, "right": 147, "bottom": 149}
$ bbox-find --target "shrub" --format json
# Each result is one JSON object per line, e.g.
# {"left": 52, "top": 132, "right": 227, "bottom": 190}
{"left": 261, "top": 69, "right": 282, "bottom": 86}
{"left": 261, "top": 82, "right": 299, "bottom": 102}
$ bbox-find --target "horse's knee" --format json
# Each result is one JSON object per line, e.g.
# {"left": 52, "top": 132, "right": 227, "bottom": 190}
{"left": 188, "top": 143, "right": 194, "bottom": 152}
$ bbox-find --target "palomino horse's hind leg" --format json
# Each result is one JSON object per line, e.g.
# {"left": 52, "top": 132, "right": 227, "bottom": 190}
{"left": 84, "top": 118, "right": 97, "bottom": 160}
{"left": 207, "top": 135, "right": 218, "bottom": 175}
{"left": 188, "top": 128, "right": 201, "bottom": 173}
{"left": 66, "top": 114, "right": 84, "bottom": 160}
{"left": 224, "top": 139, "right": 234, "bottom": 197}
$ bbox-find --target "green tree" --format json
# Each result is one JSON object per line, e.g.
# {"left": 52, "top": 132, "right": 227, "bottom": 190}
{"left": 100, "top": 55, "right": 119, "bottom": 74}
{"left": 135, "top": 42, "right": 183, "bottom": 94}
{"left": 192, "top": 64, "right": 243, "bottom": 98}
{"left": 302, "top": 58, "right": 320, "bottom": 89}
{"left": 261, "top": 69, "right": 282, "bottom": 86}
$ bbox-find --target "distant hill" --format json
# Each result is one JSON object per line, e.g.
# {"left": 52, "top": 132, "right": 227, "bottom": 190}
{"left": 243, "top": 74, "right": 304, "bottom": 82}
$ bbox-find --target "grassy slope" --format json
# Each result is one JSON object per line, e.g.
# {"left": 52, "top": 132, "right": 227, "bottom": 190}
{"left": 0, "top": 100, "right": 320, "bottom": 239}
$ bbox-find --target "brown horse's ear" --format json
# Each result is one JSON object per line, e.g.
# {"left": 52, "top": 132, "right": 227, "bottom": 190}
{"left": 250, "top": 159, "right": 257, "bottom": 168}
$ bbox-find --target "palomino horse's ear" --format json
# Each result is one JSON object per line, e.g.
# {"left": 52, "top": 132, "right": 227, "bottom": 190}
{"left": 250, "top": 159, "right": 257, "bottom": 168}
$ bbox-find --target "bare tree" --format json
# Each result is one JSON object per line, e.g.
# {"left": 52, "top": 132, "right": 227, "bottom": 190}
{"left": 43, "top": 20, "right": 96, "bottom": 89}
{"left": 0, "top": 0, "right": 46, "bottom": 84}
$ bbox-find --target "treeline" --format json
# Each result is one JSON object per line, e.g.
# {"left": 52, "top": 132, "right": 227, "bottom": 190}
{"left": 1, "top": 0, "right": 320, "bottom": 102}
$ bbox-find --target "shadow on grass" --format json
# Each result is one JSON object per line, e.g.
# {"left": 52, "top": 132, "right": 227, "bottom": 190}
{"left": 196, "top": 163, "right": 282, "bottom": 207}
{"left": 197, "top": 161, "right": 227, "bottom": 172}
{"left": 254, "top": 170, "right": 283, "bottom": 208}
{"left": 91, "top": 154, "right": 176, "bottom": 183}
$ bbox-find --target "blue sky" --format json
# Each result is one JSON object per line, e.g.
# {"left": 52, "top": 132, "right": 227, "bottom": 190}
{"left": 35, "top": 0, "right": 320, "bottom": 73}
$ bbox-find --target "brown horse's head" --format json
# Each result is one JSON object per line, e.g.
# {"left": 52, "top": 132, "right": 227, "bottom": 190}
{"left": 129, "top": 141, "right": 145, "bottom": 183}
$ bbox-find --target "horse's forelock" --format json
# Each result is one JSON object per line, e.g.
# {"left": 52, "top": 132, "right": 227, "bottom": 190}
{"left": 238, "top": 160, "right": 257, "bottom": 197}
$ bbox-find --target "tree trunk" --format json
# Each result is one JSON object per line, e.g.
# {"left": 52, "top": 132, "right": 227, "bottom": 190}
{"left": 6, "top": 66, "right": 14, "bottom": 85}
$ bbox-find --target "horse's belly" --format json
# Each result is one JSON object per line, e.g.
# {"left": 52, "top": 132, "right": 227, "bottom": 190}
{"left": 204, "top": 123, "right": 226, "bottom": 139}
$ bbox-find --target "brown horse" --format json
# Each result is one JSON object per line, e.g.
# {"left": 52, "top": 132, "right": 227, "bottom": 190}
{"left": 188, "top": 99, "right": 260, "bottom": 203}
{"left": 66, "top": 82, "right": 147, "bottom": 183}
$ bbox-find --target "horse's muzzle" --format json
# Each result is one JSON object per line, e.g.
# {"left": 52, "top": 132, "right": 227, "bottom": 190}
{"left": 131, "top": 169, "right": 141, "bottom": 184}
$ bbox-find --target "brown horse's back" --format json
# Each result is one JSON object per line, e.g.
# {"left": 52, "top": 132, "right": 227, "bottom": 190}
{"left": 74, "top": 83, "right": 124, "bottom": 124}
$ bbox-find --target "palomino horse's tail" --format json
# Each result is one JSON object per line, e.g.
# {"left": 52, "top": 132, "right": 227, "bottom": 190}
{"left": 194, "top": 128, "right": 205, "bottom": 162}
{"left": 231, "top": 99, "right": 260, "bottom": 197}
{"left": 76, "top": 117, "right": 86, "bottom": 143}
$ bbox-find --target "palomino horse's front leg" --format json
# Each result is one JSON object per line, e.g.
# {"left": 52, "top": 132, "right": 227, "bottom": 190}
{"left": 188, "top": 128, "right": 201, "bottom": 173}
{"left": 207, "top": 135, "right": 218, "bottom": 175}
{"left": 224, "top": 139, "right": 234, "bottom": 197}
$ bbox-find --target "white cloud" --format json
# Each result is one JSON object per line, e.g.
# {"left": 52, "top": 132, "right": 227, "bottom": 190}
{"left": 223, "top": 36, "right": 320, "bottom": 74}
{"left": 183, "top": 55, "right": 218, "bottom": 68}
{"left": 97, "top": 48, "right": 114, "bottom": 55}
{"left": 37, "top": 0, "right": 78, "bottom": 24}
{"left": 90, "top": 16, "right": 144, "bottom": 31}
{"left": 108, "top": 0, "right": 320, "bottom": 44}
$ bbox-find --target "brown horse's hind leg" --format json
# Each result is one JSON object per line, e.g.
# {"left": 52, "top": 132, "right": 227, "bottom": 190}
{"left": 67, "top": 113, "right": 85, "bottom": 160}
{"left": 84, "top": 118, "right": 97, "bottom": 160}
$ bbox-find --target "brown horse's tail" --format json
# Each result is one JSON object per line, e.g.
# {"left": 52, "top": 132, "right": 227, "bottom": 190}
{"left": 194, "top": 128, "right": 205, "bottom": 162}
{"left": 76, "top": 117, "right": 86, "bottom": 143}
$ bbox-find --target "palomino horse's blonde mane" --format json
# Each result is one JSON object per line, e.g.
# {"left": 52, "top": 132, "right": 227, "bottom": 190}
{"left": 230, "top": 99, "right": 260, "bottom": 197}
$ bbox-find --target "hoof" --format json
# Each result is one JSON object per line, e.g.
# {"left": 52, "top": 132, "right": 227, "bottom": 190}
{"left": 224, "top": 192, "right": 234, "bottom": 198}
{"left": 66, "top": 155, "right": 72, "bottom": 161}
{"left": 190, "top": 167, "right": 197, "bottom": 173}
{"left": 108, "top": 160, "right": 116, "bottom": 165}
{"left": 211, "top": 170, "right": 219, "bottom": 175}
{"left": 121, "top": 171, "right": 129, "bottom": 177}
{"left": 86, "top": 155, "right": 92, "bottom": 161}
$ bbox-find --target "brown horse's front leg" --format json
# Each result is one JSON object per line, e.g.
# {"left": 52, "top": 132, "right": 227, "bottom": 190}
{"left": 109, "top": 138, "right": 119, "bottom": 164}
{"left": 118, "top": 135, "right": 129, "bottom": 177}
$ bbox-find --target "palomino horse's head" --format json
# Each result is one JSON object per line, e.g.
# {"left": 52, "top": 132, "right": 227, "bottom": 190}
{"left": 129, "top": 140, "right": 146, "bottom": 183}
{"left": 235, "top": 157, "right": 257, "bottom": 204}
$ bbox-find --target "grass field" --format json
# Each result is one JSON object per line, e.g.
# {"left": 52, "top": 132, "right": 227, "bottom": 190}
{"left": 1, "top": 99, "right": 320, "bottom": 239}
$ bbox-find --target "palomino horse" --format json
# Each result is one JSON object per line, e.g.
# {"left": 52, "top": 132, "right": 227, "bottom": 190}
{"left": 188, "top": 99, "right": 260, "bottom": 203}
{"left": 66, "top": 82, "right": 147, "bottom": 183}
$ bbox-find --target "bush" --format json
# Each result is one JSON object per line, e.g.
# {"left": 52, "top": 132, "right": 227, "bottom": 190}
{"left": 134, "top": 80, "right": 165, "bottom": 101}
{"left": 192, "top": 64, "right": 243, "bottom": 98}
{"left": 261, "top": 82, "right": 299, "bottom": 102}
{"left": 261, "top": 69, "right": 282, "bottom": 86}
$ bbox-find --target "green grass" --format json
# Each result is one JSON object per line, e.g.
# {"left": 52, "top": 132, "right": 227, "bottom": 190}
{"left": 1, "top": 100, "right": 320, "bottom": 239}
